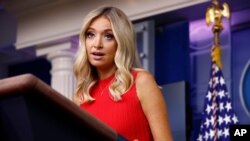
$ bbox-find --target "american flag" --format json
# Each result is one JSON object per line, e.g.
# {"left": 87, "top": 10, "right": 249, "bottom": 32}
{"left": 196, "top": 61, "right": 239, "bottom": 141}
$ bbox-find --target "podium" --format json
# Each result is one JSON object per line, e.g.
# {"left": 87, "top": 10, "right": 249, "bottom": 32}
{"left": 0, "top": 74, "right": 127, "bottom": 141}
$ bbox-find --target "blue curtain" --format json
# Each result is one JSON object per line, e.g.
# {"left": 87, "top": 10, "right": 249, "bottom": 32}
{"left": 155, "top": 21, "right": 190, "bottom": 85}
{"left": 155, "top": 21, "right": 191, "bottom": 141}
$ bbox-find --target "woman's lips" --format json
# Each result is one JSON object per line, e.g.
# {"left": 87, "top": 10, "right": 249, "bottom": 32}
{"left": 92, "top": 52, "right": 104, "bottom": 60}
{"left": 92, "top": 52, "right": 104, "bottom": 56}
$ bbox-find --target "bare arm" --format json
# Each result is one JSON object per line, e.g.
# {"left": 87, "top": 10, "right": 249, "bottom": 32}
{"left": 136, "top": 70, "right": 173, "bottom": 141}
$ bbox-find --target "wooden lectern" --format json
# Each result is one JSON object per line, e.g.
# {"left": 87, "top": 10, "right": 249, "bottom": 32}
{"left": 0, "top": 74, "right": 127, "bottom": 141}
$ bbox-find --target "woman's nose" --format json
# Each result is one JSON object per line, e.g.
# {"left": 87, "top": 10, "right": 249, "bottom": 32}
{"left": 93, "top": 35, "right": 103, "bottom": 48}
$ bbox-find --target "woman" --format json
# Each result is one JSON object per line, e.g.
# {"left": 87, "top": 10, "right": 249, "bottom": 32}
{"left": 73, "top": 6, "right": 173, "bottom": 141}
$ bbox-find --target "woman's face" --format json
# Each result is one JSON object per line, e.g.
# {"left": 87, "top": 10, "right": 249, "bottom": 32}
{"left": 85, "top": 16, "right": 117, "bottom": 70}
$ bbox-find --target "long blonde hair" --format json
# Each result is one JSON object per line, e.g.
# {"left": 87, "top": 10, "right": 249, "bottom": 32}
{"left": 73, "top": 6, "right": 136, "bottom": 103}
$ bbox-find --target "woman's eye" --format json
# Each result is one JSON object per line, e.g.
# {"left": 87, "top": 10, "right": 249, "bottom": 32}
{"left": 86, "top": 32, "right": 94, "bottom": 39}
{"left": 104, "top": 34, "right": 114, "bottom": 40}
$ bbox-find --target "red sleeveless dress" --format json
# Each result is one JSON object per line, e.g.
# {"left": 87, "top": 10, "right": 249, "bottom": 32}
{"left": 80, "top": 71, "right": 153, "bottom": 141}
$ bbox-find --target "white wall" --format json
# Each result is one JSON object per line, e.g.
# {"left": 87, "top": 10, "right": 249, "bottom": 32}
{"left": 15, "top": 0, "right": 209, "bottom": 49}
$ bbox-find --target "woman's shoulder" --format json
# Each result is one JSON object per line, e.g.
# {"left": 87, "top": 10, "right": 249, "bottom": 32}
{"left": 131, "top": 68, "right": 155, "bottom": 84}
{"left": 131, "top": 68, "right": 161, "bottom": 102}
{"left": 131, "top": 68, "right": 150, "bottom": 74}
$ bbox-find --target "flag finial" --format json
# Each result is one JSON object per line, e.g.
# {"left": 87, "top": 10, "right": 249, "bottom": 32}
{"left": 205, "top": 0, "right": 230, "bottom": 69}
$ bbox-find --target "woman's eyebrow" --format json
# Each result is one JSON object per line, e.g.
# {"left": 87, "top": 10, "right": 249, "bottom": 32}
{"left": 86, "top": 27, "right": 94, "bottom": 31}
{"left": 104, "top": 29, "right": 113, "bottom": 32}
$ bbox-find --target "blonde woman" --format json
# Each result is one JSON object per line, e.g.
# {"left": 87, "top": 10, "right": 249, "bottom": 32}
{"left": 73, "top": 6, "right": 173, "bottom": 141}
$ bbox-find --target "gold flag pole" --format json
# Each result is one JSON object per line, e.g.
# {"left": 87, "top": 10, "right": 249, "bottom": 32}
{"left": 205, "top": 1, "right": 231, "bottom": 141}
{"left": 206, "top": 0, "right": 230, "bottom": 69}
{"left": 197, "top": 3, "right": 239, "bottom": 140}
